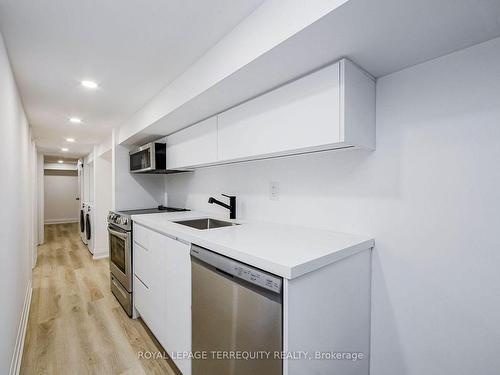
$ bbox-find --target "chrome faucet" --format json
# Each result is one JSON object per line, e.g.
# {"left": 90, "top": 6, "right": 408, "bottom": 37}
{"left": 208, "top": 194, "right": 236, "bottom": 219}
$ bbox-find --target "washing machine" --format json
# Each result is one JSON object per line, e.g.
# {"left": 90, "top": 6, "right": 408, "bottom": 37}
{"left": 80, "top": 202, "right": 87, "bottom": 245}
{"left": 85, "top": 203, "right": 94, "bottom": 254}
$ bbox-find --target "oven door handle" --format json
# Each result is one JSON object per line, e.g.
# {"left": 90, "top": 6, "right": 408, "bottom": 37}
{"left": 108, "top": 225, "right": 128, "bottom": 240}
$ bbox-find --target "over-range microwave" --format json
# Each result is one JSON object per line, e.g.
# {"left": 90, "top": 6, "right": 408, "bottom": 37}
{"left": 129, "top": 142, "right": 166, "bottom": 173}
{"left": 129, "top": 141, "right": 189, "bottom": 174}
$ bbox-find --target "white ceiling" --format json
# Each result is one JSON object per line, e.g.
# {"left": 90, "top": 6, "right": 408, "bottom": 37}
{"left": 118, "top": 0, "right": 500, "bottom": 145}
{"left": 0, "top": 0, "right": 265, "bottom": 157}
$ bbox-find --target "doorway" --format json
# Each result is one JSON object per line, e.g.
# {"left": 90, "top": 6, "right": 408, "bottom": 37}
{"left": 43, "top": 156, "right": 80, "bottom": 224}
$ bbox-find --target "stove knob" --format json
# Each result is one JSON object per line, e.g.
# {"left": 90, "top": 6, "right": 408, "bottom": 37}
{"left": 122, "top": 218, "right": 128, "bottom": 226}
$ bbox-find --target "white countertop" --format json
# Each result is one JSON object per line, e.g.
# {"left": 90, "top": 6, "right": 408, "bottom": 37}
{"left": 131, "top": 211, "right": 374, "bottom": 279}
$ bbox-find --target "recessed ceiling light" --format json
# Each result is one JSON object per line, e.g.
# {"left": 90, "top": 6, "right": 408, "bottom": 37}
{"left": 66, "top": 138, "right": 75, "bottom": 142}
{"left": 69, "top": 117, "right": 82, "bottom": 124}
{"left": 58, "top": 160, "right": 64, "bottom": 164}
{"left": 81, "top": 80, "right": 98, "bottom": 89}
{"left": 61, "top": 148, "right": 69, "bottom": 152}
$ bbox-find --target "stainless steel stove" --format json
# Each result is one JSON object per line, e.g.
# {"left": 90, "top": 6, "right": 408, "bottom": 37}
{"left": 108, "top": 205, "right": 189, "bottom": 316}
{"left": 108, "top": 205, "right": 189, "bottom": 231}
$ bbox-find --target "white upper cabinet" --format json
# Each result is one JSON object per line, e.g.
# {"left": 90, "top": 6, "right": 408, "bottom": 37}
{"left": 218, "top": 63, "right": 341, "bottom": 161}
{"left": 164, "top": 59, "right": 375, "bottom": 168}
{"left": 217, "top": 59, "right": 375, "bottom": 163}
{"left": 166, "top": 115, "right": 218, "bottom": 169}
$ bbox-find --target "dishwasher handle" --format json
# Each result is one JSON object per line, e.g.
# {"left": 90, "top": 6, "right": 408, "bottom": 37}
{"left": 191, "top": 245, "right": 282, "bottom": 294}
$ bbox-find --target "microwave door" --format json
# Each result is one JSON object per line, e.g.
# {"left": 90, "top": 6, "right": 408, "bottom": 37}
{"left": 130, "top": 143, "right": 155, "bottom": 173}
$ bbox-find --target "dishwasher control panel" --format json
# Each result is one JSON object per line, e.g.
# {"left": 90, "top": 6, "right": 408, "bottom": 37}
{"left": 191, "top": 245, "right": 282, "bottom": 294}
{"left": 231, "top": 264, "right": 282, "bottom": 293}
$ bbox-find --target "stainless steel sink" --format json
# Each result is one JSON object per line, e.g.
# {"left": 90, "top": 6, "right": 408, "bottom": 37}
{"left": 173, "top": 218, "right": 240, "bottom": 230}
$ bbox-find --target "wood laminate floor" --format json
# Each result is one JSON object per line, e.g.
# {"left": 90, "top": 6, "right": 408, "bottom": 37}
{"left": 21, "top": 223, "right": 178, "bottom": 375}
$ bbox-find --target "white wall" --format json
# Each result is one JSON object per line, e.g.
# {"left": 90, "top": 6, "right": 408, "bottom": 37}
{"left": 112, "top": 129, "right": 166, "bottom": 210}
{"left": 44, "top": 175, "right": 79, "bottom": 224}
{"left": 0, "top": 33, "right": 35, "bottom": 374}
{"left": 166, "top": 37, "right": 500, "bottom": 375}
{"left": 83, "top": 160, "right": 94, "bottom": 203}
{"left": 29, "top": 143, "right": 37, "bottom": 268}
{"left": 96, "top": 135, "right": 112, "bottom": 157}
{"left": 36, "top": 153, "right": 44, "bottom": 245}
{"left": 92, "top": 148, "right": 112, "bottom": 258}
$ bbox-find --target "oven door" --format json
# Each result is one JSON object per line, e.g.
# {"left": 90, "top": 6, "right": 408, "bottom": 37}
{"left": 129, "top": 142, "right": 155, "bottom": 173}
{"left": 108, "top": 224, "right": 132, "bottom": 292}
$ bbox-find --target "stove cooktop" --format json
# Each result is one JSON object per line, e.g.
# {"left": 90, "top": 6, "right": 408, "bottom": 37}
{"left": 108, "top": 206, "right": 189, "bottom": 231}
{"left": 118, "top": 206, "right": 189, "bottom": 216}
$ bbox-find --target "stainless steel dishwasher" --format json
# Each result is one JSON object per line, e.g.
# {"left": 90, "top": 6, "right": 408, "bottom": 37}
{"left": 191, "top": 245, "right": 283, "bottom": 375}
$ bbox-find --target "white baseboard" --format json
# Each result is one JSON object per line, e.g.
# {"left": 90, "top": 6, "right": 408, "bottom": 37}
{"left": 93, "top": 248, "right": 109, "bottom": 260}
{"left": 44, "top": 218, "right": 79, "bottom": 224}
{"left": 9, "top": 281, "right": 32, "bottom": 375}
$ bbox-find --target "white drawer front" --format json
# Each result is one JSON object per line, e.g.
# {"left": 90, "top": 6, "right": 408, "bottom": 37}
{"left": 134, "top": 275, "right": 151, "bottom": 323}
{"left": 133, "top": 223, "right": 149, "bottom": 249}
{"left": 133, "top": 242, "right": 150, "bottom": 288}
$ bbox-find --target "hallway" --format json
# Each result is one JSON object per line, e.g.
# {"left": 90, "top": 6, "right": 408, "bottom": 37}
{"left": 21, "top": 223, "right": 178, "bottom": 375}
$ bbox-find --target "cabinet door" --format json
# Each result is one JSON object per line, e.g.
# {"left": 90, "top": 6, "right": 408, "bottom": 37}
{"left": 218, "top": 62, "right": 341, "bottom": 162}
{"left": 132, "top": 225, "right": 192, "bottom": 375}
{"left": 166, "top": 116, "right": 218, "bottom": 169}
{"left": 163, "top": 236, "right": 192, "bottom": 375}
{"left": 146, "top": 230, "right": 167, "bottom": 342}
{"left": 134, "top": 275, "right": 153, "bottom": 325}
{"left": 133, "top": 225, "right": 166, "bottom": 344}
{"left": 134, "top": 223, "right": 149, "bottom": 249}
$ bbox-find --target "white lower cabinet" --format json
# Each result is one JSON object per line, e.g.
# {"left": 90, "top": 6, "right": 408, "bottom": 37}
{"left": 133, "top": 224, "right": 192, "bottom": 375}
{"left": 283, "top": 250, "right": 371, "bottom": 375}
{"left": 162, "top": 235, "right": 192, "bottom": 375}
{"left": 133, "top": 275, "right": 150, "bottom": 322}
{"left": 133, "top": 222, "right": 372, "bottom": 375}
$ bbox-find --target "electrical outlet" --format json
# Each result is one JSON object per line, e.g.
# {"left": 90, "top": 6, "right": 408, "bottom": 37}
{"left": 269, "top": 181, "right": 280, "bottom": 201}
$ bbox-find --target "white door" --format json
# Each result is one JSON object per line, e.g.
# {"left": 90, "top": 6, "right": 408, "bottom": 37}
{"left": 44, "top": 172, "right": 79, "bottom": 224}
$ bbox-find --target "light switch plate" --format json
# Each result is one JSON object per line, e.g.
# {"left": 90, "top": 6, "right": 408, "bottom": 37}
{"left": 269, "top": 181, "right": 280, "bottom": 201}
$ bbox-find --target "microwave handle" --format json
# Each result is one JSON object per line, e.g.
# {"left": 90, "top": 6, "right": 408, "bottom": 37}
{"left": 129, "top": 142, "right": 154, "bottom": 156}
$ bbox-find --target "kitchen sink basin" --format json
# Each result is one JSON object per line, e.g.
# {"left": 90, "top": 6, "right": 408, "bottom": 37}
{"left": 173, "top": 218, "right": 240, "bottom": 230}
